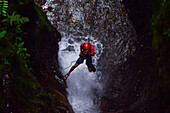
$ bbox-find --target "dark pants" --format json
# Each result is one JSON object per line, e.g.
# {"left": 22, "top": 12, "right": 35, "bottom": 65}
{"left": 76, "top": 55, "right": 93, "bottom": 69}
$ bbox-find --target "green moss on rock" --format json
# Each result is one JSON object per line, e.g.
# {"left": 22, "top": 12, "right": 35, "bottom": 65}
{"left": 1, "top": 0, "right": 72, "bottom": 113}
{"left": 151, "top": 0, "right": 170, "bottom": 51}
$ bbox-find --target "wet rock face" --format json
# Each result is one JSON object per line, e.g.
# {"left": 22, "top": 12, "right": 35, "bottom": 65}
{"left": 92, "top": 1, "right": 139, "bottom": 112}
{"left": 99, "top": 0, "right": 167, "bottom": 112}
{"left": 123, "top": 0, "right": 152, "bottom": 45}
{"left": 13, "top": 1, "right": 74, "bottom": 113}
{"left": 35, "top": 0, "right": 46, "bottom": 5}
{"left": 0, "top": 0, "right": 74, "bottom": 112}
{"left": 42, "top": 0, "right": 168, "bottom": 112}
{"left": 123, "top": 0, "right": 170, "bottom": 112}
{"left": 43, "top": 0, "right": 137, "bottom": 112}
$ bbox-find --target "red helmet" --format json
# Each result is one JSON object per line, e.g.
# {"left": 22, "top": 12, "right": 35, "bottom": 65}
{"left": 84, "top": 42, "right": 90, "bottom": 50}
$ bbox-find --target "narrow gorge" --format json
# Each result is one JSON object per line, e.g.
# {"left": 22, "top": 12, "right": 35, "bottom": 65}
{"left": 0, "top": 0, "right": 169, "bottom": 113}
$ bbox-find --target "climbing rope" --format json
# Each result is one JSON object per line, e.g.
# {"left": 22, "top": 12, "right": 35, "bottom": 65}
{"left": 62, "top": 60, "right": 77, "bottom": 71}
{"left": 62, "top": 1, "right": 99, "bottom": 72}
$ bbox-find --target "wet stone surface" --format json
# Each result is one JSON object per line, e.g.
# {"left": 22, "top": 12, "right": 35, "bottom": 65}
{"left": 43, "top": 0, "right": 138, "bottom": 112}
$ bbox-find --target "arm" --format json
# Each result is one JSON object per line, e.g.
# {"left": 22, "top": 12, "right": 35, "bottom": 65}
{"left": 80, "top": 43, "right": 84, "bottom": 52}
{"left": 88, "top": 45, "right": 95, "bottom": 56}
{"left": 79, "top": 43, "right": 84, "bottom": 56}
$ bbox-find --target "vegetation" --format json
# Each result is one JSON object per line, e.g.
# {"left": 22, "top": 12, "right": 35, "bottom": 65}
{"left": 0, "top": 8, "right": 30, "bottom": 66}
{"left": 1, "top": 0, "right": 168, "bottom": 112}
{"left": 150, "top": 0, "right": 170, "bottom": 109}
{"left": 151, "top": 0, "right": 170, "bottom": 50}
{"left": 0, "top": 0, "right": 8, "bottom": 16}
{"left": 0, "top": 0, "right": 59, "bottom": 112}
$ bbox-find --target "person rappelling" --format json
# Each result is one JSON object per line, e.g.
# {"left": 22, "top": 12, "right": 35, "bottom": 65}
{"left": 64, "top": 42, "right": 96, "bottom": 80}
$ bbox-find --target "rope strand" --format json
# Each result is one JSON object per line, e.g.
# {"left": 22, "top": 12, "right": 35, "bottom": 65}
{"left": 62, "top": 60, "right": 77, "bottom": 71}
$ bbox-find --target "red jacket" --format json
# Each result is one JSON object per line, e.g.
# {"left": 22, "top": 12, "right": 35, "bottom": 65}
{"left": 80, "top": 43, "right": 95, "bottom": 56}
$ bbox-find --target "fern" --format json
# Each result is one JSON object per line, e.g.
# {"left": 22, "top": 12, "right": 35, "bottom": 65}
{"left": 0, "top": 30, "right": 6, "bottom": 39}
{"left": 164, "top": 28, "right": 170, "bottom": 37}
{"left": 2, "top": 12, "right": 29, "bottom": 25}
{"left": 0, "top": 0, "right": 8, "bottom": 16}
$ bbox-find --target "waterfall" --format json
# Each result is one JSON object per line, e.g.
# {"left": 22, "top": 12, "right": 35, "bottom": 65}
{"left": 43, "top": 0, "right": 137, "bottom": 112}
{"left": 58, "top": 33, "right": 103, "bottom": 113}
{"left": 43, "top": 0, "right": 104, "bottom": 112}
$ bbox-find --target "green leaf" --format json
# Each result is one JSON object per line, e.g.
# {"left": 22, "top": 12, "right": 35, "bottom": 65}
{"left": 2, "top": 10, "right": 6, "bottom": 14}
{"left": 12, "top": 12, "right": 15, "bottom": 16}
{"left": 17, "top": 49, "right": 22, "bottom": 54}
{"left": 22, "top": 48, "right": 27, "bottom": 51}
{"left": 6, "top": 12, "right": 29, "bottom": 25}
{"left": 3, "top": 14, "right": 7, "bottom": 16}
{"left": 4, "top": 5, "right": 8, "bottom": 8}
{"left": 17, "top": 19, "right": 20, "bottom": 24}
{"left": 4, "top": 1, "right": 8, "bottom": 3}
{"left": 10, "top": 18, "right": 13, "bottom": 25}
{"left": 16, "top": 14, "right": 20, "bottom": 18}
{"left": 20, "top": 19, "right": 24, "bottom": 24}
{"left": 18, "top": 42, "right": 24, "bottom": 47}
{"left": 17, "top": 50, "right": 20, "bottom": 54}
{"left": 16, "top": 25, "right": 22, "bottom": 33}
{"left": 16, "top": 37, "right": 22, "bottom": 41}
{"left": 0, "top": 30, "right": 7, "bottom": 39}
{"left": 24, "top": 17, "right": 29, "bottom": 22}
{"left": 163, "top": 28, "right": 170, "bottom": 37}
{"left": 20, "top": 17, "right": 29, "bottom": 24}
{"left": 4, "top": 59, "right": 8, "bottom": 65}
{"left": 2, "top": 18, "right": 9, "bottom": 23}
{"left": 26, "top": 53, "right": 31, "bottom": 57}
{"left": 17, "top": 24, "right": 21, "bottom": 29}
{"left": 18, "top": 37, "right": 22, "bottom": 40}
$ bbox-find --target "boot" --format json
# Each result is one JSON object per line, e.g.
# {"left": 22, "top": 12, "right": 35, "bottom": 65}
{"left": 64, "top": 74, "right": 69, "bottom": 80}
{"left": 92, "top": 65, "right": 96, "bottom": 72}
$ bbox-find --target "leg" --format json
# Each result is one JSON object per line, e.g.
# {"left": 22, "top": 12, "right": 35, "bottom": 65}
{"left": 66, "top": 63, "right": 79, "bottom": 76}
{"left": 88, "top": 65, "right": 96, "bottom": 72}
{"left": 86, "top": 57, "right": 96, "bottom": 72}
{"left": 64, "top": 56, "right": 84, "bottom": 79}
{"left": 64, "top": 63, "right": 79, "bottom": 79}
{"left": 91, "top": 65, "right": 96, "bottom": 72}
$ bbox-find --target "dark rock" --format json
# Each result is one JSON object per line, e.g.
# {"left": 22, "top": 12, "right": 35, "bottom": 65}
{"left": 1, "top": 0, "right": 74, "bottom": 113}
{"left": 35, "top": 0, "right": 46, "bottom": 5}
{"left": 23, "top": 3, "right": 74, "bottom": 113}
{"left": 99, "top": 0, "right": 170, "bottom": 113}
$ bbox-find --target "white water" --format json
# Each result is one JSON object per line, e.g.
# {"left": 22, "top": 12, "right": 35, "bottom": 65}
{"left": 43, "top": 0, "right": 137, "bottom": 112}
{"left": 43, "top": 1, "right": 105, "bottom": 112}
{"left": 58, "top": 33, "right": 103, "bottom": 113}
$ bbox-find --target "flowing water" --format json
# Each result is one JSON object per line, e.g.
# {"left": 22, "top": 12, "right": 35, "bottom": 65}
{"left": 43, "top": 0, "right": 137, "bottom": 112}
{"left": 57, "top": 33, "right": 103, "bottom": 113}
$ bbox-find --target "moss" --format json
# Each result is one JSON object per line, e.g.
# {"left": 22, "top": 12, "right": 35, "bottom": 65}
{"left": 2, "top": 54, "right": 57, "bottom": 112}
{"left": 11, "top": 55, "right": 40, "bottom": 97}
{"left": 0, "top": 55, "right": 39, "bottom": 112}
{"left": 0, "top": 0, "right": 62, "bottom": 112}
{"left": 34, "top": 4, "right": 53, "bottom": 31}
{"left": 151, "top": 0, "right": 170, "bottom": 51}
{"left": 150, "top": 0, "right": 170, "bottom": 109}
